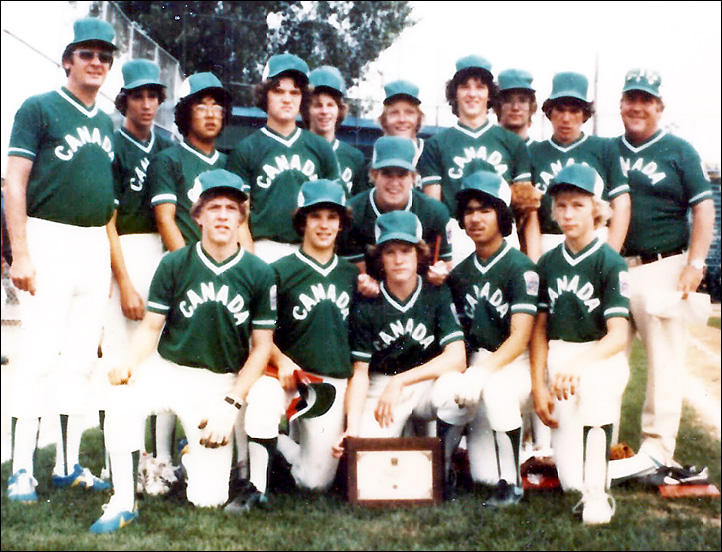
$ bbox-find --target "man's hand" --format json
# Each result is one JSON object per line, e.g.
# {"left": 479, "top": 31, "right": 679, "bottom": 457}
{"left": 10, "top": 253, "right": 36, "bottom": 295}
{"left": 454, "top": 366, "right": 488, "bottom": 409}
{"left": 510, "top": 181, "right": 542, "bottom": 225}
{"left": 532, "top": 385, "right": 558, "bottom": 429}
{"left": 374, "top": 377, "right": 402, "bottom": 428}
{"left": 678, "top": 264, "right": 705, "bottom": 299}
{"left": 119, "top": 283, "right": 145, "bottom": 321}
{"left": 108, "top": 363, "right": 136, "bottom": 386}
{"left": 357, "top": 273, "right": 380, "bottom": 298}
{"left": 549, "top": 363, "right": 581, "bottom": 401}
{"left": 198, "top": 397, "right": 241, "bottom": 448}
{"left": 426, "top": 261, "right": 449, "bottom": 286}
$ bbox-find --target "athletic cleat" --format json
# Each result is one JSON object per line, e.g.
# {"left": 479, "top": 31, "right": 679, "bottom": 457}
{"left": 52, "top": 464, "right": 111, "bottom": 490}
{"left": 224, "top": 479, "right": 268, "bottom": 515}
{"left": 637, "top": 465, "right": 710, "bottom": 487}
{"left": 483, "top": 479, "right": 524, "bottom": 508}
{"left": 89, "top": 499, "right": 138, "bottom": 534}
{"left": 141, "top": 458, "right": 179, "bottom": 497}
{"left": 573, "top": 490, "right": 616, "bottom": 525}
{"left": 7, "top": 469, "right": 38, "bottom": 503}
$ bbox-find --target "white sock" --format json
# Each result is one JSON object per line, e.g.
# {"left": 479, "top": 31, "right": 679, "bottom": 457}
{"left": 248, "top": 441, "right": 270, "bottom": 494}
{"left": 12, "top": 417, "right": 40, "bottom": 477}
{"left": 584, "top": 426, "right": 609, "bottom": 493}
{"left": 108, "top": 451, "right": 135, "bottom": 512}
{"left": 154, "top": 412, "right": 176, "bottom": 464}
{"left": 276, "top": 434, "right": 300, "bottom": 466}
{"left": 495, "top": 429, "right": 519, "bottom": 486}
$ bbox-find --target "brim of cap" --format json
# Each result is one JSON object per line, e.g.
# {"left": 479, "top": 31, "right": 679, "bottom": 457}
{"left": 383, "top": 94, "right": 421, "bottom": 105}
{"left": 313, "top": 84, "right": 344, "bottom": 96}
{"left": 70, "top": 38, "right": 119, "bottom": 51}
{"left": 372, "top": 159, "right": 416, "bottom": 172}
{"left": 500, "top": 85, "right": 535, "bottom": 92}
{"left": 182, "top": 87, "right": 232, "bottom": 104}
{"left": 548, "top": 182, "right": 594, "bottom": 196}
{"left": 547, "top": 91, "right": 588, "bottom": 102}
{"left": 622, "top": 84, "right": 661, "bottom": 98}
{"left": 270, "top": 69, "right": 309, "bottom": 86}
{"left": 297, "top": 199, "right": 346, "bottom": 212}
{"left": 377, "top": 232, "right": 420, "bottom": 245}
{"left": 456, "top": 188, "right": 509, "bottom": 208}
{"left": 202, "top": 186, "right": 248, "bottom": 201}
{"left": 124, "top": 79, "right": 166, "bottom": 91}
{"left": 454, "top": 66, "right": 493, "bottom": 83}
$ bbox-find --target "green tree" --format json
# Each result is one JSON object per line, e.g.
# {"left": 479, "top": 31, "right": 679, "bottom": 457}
{"left": 112, "top": 1, "right": 415, "bottom": 108}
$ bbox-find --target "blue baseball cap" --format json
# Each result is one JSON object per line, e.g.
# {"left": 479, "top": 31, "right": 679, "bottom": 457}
{"left": 457, "top": 170, "right": 512, "bottom": 208}
{"left": 454, "top": 55, "right": 494, "bottom": 82}
{"left": 68, "top": 17, "right": 117, "bottom": 51}
{"left": 310, "top": 66, "right": 346, "bottom": 96}
{"left": 296, "top": 179, "right": 347, "bottom": 211}
{"left": 498, "top": 69, "right": 534, "bottom": 92}
{"left": 622, "top": 68, "right": 662, "bottom": 98}
{"left": 177, "top": 72, "right": 231, "bottom": 105}
{"left": 549, "top": 164, "right": 604, "bottom": 198}
{"left": 547, "top": 72, "right": 589, "bottom": 103}
{"left": 262, "top": 53, "right": 309, "bottom": 86}
{"left": 121, "top": 59, "right": 164, "bottom": 91}
{"left": 371, "top": 136, "right": 417, "bottom": 172}
{"left": 374, "top": 210, "right": 423, "bottom": 246}
{"left": 196, "top": 169, "right": 249, "bottom": 201}
{"left": 383, "top": 80, "right": 421, "bottom": 105}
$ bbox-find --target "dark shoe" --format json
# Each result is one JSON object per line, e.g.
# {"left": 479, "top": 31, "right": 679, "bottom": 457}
{"left": 224, "top": 479, "right": 268, "bottom": 515}
{"left": 483, "top": 479, "right": 524, "bottom": 508}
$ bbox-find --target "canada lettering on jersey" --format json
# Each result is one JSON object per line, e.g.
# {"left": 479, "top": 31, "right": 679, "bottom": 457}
{"left": 538, "top": 158, "right": 590, "bottom": 191}
{"left": 374, "top": 318, "right": 435, "bottom": 350}
{"left": 619, "top": 156, "right": 665, "bottom": 185}
{"left": 55, "top": 125, "right": 114, "bottom": 161}
{"left": 448, "top": 146, "right": 507, "bottom": 179}
{"left": 179, "top": 282, "right": 249, "bottom": 325}
{"left": 341, "top": 167, "right": 354, "bottom": 191}
{"left": 462, "top": 282, "right": 509, "bottom": 318}
{"left": 130, "top": 157, "right": 151, "bottom": 192}
{"left": 292, "top": 283, "right": 351, "bottom": 321}
{"left": 258, "top": 155, "right": 319, "bottom": 188}
{"left": 547, "top": 274, "right": 600, "bottom": 313}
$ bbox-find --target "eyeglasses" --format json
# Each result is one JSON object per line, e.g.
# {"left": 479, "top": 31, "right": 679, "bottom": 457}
{"left": 193, "top": 104, "right": 225, "bottom": 117}
{"left": 75, "top": 49, "right": 114, "bottom": 65}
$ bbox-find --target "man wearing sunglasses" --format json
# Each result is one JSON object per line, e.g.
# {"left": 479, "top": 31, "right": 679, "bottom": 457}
{"left": 5, "top": 17, "right": 118, "bottom": 503}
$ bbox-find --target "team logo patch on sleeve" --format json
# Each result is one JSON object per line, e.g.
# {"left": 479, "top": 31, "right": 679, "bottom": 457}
{"left": 524, "top": 271, "right": 539, "bottom": 296}
{"left": 619, "top": 270, "right": 631, "bottom": 297}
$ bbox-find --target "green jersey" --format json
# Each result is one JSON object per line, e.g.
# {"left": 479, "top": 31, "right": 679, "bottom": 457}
{"left": 8, "top": 87, "right": 115, "bottom": 227}
{"left": 616, "top": 130, "right": 713, "bottom": 256}
{"left": 350, "top": 277, "right": 465, "bottom": 376}
{"left": 530, "top": 134, "right": 630, "bottom": 235}
{"left": 148, "top": 141, "right": 226, "bottom": 245}
{"left": 447, "top": 241, "right": 538, "bottom": 352}
{"left": 333, "top": 139, "right": 369, "bottom": 198}
{"left": 272, "top": 250, "right": 359, "bottom": 378}
{"left": 537, "top": 238, "right": 630, "bottom": 343}
{"left": 147, "top": 242, "right": 276, "bottom": 374}
{"left": 417, "top": 120, "right": 532, "bottom": 216}
{"left": 113, "top": 128, "right": 173, "bottom": 235}
{"left": 337, "top": 188, "right": 452, "bottom": 264}
{"left": 226, "top": 126, "right": 340, "bottom": 244}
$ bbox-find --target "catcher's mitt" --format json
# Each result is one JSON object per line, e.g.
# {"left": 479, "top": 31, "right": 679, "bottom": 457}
{"left": 510, "top": 182, "right": 542, "bottom": 223}
{"left": 609, "top": 442, "right": 636, "bottom": 461}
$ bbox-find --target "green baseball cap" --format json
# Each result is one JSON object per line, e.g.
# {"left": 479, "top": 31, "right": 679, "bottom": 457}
{"left": 454, "top": 55, "right": 493, "bottom": 82}
{"left": 121, "top": 59, "right": 165, "bottom": 91}
{"left": 296, "top": 179, "right": 347, "bottom": 211}
{"left": 196, "top": 169, "right": 249, "bottom": 201}
{"left": 374, "top": 210, "right": 423, "bottom": 246}
{"left": 310, "top": 66, "right": 346, "bottom": 96}
{"left": 383, "top": 80, "right": 420, "bottom": 105}
{"left": 549, "top": 164, "right": 604, "bottom": 198}
{"left": 178, "top": 72, "right": 231, "bottom": 104}
{"left": 622, "top": 68, "right": 662, "bottom": 98}
{"left": 68, "top": 17, "right": 117, "bottom": 51}
{"left": 262, "top": 53, "right": 309, "bottom": 86}
{"left": 371, "top": 136, "right": 417, "bottom": 172}
{"left": 457, "top": 170, "right": 512, "bottom": 208}
{"left": 547, "top": 72, "right": 589, "bottom": 103}
{"left": 498, "top": 68, "right": 534, "bottom": 92}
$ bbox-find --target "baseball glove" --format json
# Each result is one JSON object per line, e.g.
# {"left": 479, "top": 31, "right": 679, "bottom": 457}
{"left": 609, "top": 442, "right": 636, "bottom": 460}
{"left": 510, "top": 182, "right": 542, "bottom": 223}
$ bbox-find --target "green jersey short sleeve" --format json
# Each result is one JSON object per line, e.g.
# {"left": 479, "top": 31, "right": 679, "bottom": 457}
{"left": 8, "top": 88, "right": 115, "bottom": 227}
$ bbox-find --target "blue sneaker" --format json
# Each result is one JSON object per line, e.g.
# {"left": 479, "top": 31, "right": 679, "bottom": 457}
{"left": 52, "top": 464, "right": 111, "bottom": 490}
{"left": 90, "top": 499, "right": 138, "bottom": 534}
{"left": 8, "top": 469, "right": 38, "bottom": 503}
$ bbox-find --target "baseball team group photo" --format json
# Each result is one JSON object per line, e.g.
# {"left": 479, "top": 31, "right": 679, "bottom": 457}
{"left": 1, "top": 1, "right": 720, "bottom": 550}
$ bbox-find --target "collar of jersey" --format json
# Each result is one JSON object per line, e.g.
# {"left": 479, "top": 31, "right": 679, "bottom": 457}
{"left": 380, "top": 275, "right": 423, "bottom": 312}
{"left": 196, "top": 242, "right": 244, "bottom": 275}
{"left": 548, "top": 132, "right": 588, "bottom": 153}
{"left": 180, "top": 140, "right": 220, "bottom": 164}
{"left": 453, "top": 119, "right": 492, "bottom": 139}
{"left": 295, "top": 249, "right": 338, "bottom": 276}
{"left": 473, "top": 241, "right": 509, "bottom": 274}
{"left": 261, "top": 126, "right": 302, "bottom": 147}
{"left": 370, "top": 190, "right": 413, "bottom": 217}
{"left": 621, "top": 129, "right": 666, "bottom": 154}
{"left": 120, "top": 127, "right": 156, "bottom": 153}
{"left": 57, "top": 87, "right": 98, "bottom": 118}
{"left": 561, "top": 237, "right": 603, "bottom": 266}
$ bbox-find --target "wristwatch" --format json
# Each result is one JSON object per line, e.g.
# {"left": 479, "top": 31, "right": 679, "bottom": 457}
{"left": 688, "top": 259, "right": 706, "bottom": 272}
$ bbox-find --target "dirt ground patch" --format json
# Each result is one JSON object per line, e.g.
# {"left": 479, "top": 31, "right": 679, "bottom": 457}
{"left": 685, "top": 318, "right": 722, "bottom": 439}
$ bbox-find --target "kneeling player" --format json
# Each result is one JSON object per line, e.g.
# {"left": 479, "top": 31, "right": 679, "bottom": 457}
{"left": 530, "top": 164, "right": 630, "bottom": 525}
{"left": 91, "top": 169, "right": 276, "bottom": 533}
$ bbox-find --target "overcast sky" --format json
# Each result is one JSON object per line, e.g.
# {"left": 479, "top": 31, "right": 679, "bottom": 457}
{"left": 352, "top": 0, "right": 721, "bottom": 165}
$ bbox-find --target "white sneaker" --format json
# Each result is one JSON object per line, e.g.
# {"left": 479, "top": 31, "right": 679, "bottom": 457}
{"left": 573, "top": 490, "right": 616, "bottom": 525}
{"left": 8, "top": 469, "right": 38, "bottom": 503}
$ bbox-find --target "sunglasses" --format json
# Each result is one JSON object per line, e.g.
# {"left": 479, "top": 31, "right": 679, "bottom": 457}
{"left": 75, "top": 49, "right": 114, "bottom": 65}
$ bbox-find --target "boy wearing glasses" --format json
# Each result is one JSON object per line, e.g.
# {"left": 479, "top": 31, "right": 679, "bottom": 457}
{"left": 5, "top": 17, "right": 118, "bottom": 502}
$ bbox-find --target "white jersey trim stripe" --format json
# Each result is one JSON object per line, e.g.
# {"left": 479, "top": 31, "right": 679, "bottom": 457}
{"left": 253, "top": 319, "right": 276, "bottom": 328}
{"left": 511, "top": 303, "right": 538, "bottom": 314}
{"left": 295, "top": 250, "right": 339, "bottom": 277}
{"left": 605, "top": 306, "right": 629, "bottom": 318}
{"left": 690, "top": 190, "right": 713, "bottom": 204}
{"left": 147, "top": 301, "right": 169, "bottom": 312}
{"left": 195, "top": 242, "right": 245, "bottom": 275}
{"left": 439, "top": 330, "right": 465, "bottom": 347}
{"left": 561, "top": 238, "right": 604, "bottom": 267}
{"left": 421, "top": 175, "right": 442, "bottom": 185}
{"left": 180, "top": 140, "right": 220, "bottom": 164}
{"left": 120, "top": 128, "right": 156, "bottom": 154}
{"left": 473, "top": 242, "right": 510, "bottom": 274}
{"left": 608, "top": 184, "right": 631, "bottom": 198}
{"left": 261, "top": 127, "right": 302, "bottom": 147}
{"left": 57, "top": 88, "right": 99, "bottom": 117}
{"left": 352, "top": 351, "right": 373, "bottom": 361}
{"left": 547, "top": 133, "right": 588, "bottom": 153}
{"left": 8, "top": 147, "right": 36, "bottom": 158}
{"left": 151, "top": 193, "right": 177, "bottom": 205}
{"left": 621, "top": 130, "right": 667, "bottom": 153}
{"left": 380, "top": 275, "right": 423, "bottom": 312}
{"left": 453, "top": 120, "right": 492, "bottom": 139}
{"left": 332, "top": 139, "right": 340, "bottom": 152}
{"left": 513, "top": 172, "right": 532, "bottom": 182}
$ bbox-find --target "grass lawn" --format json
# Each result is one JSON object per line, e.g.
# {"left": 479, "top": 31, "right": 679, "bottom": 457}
{"left": 1, "top": 338, "right": 720, "bottom": 551}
